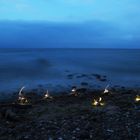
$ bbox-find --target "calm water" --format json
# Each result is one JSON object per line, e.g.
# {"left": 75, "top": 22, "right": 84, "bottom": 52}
{"left": 0, "top": 48, "right": 140, "bottom": 94}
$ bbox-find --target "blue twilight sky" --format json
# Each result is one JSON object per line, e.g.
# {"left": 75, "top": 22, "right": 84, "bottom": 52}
{"left": 0, "top": 0, "right": 140, "bottom": 48}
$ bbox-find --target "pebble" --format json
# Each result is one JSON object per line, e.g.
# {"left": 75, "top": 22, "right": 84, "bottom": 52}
{"left": 76, "top": 127, "right": 80, "bottom": 131}
{"left": 58, "top": 137, "right": 63, "bottom": 140}
{"left": 24, "top": 135, "right": 30, "bottom": 139}
{"left": 107, "top": 129, "right": 114, "bottom": 133}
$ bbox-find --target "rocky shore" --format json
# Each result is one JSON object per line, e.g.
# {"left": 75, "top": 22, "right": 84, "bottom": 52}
{"left": 0, "top": 87, "right": 140, "bottom": 140}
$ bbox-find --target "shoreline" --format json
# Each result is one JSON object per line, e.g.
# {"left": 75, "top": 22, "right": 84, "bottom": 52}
{"left": 0, "top": 84, "right": 140, "bottom": 103}
{"left": 0, "top": 84, "right": 140, "bottom": 102}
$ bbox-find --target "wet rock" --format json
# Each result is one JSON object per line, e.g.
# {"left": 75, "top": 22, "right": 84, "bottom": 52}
{"left": 92, "top": 74, "right": 107, "bottom": 82}
{"left": 67, "top": 74, "right": 74, "bottom": 79}
{"left": 92, "top": 74, "right": 101, "bottom": 79}
{"left": 76, "top": 88, "right": 87, "bottom": 94}
{"left": 81, "top": 82, "right": 88, "bottom": 86}
{"left": 76, "top": 74, "right": 88, "bottom": 78}
{"left": 100, "top": 78, "right": 107, "bottom": 82}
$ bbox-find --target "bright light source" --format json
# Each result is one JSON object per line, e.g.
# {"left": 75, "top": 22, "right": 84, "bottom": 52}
{"left": 103, "top": 84, "right": 109, "bottom": 94}
{"left": 44, "top": 90, "right": 53, "bottom": 99}
{"left": 135, "top": 95, "right": 140, "bottom": 102}
{"left": 92, "top": 97, "right": 105, "bottom": 106}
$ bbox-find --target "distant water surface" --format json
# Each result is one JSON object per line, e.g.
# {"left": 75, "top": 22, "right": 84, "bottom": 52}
{"left": 0, "top": 48, "right": 140, "bottom": 95}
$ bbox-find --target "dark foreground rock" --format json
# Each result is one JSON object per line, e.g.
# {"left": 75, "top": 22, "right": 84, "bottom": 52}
{"left": 0, "top": 89, "right": 140, "bottom": 140}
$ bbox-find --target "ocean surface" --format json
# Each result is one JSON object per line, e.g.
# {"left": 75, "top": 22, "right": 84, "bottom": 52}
{"left": 0, "top": 48, "right": 140, "bottom": 95}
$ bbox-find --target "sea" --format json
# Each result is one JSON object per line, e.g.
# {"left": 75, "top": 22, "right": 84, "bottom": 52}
{"left": 0, "top": 48, "right": 140, "bottom": 96}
